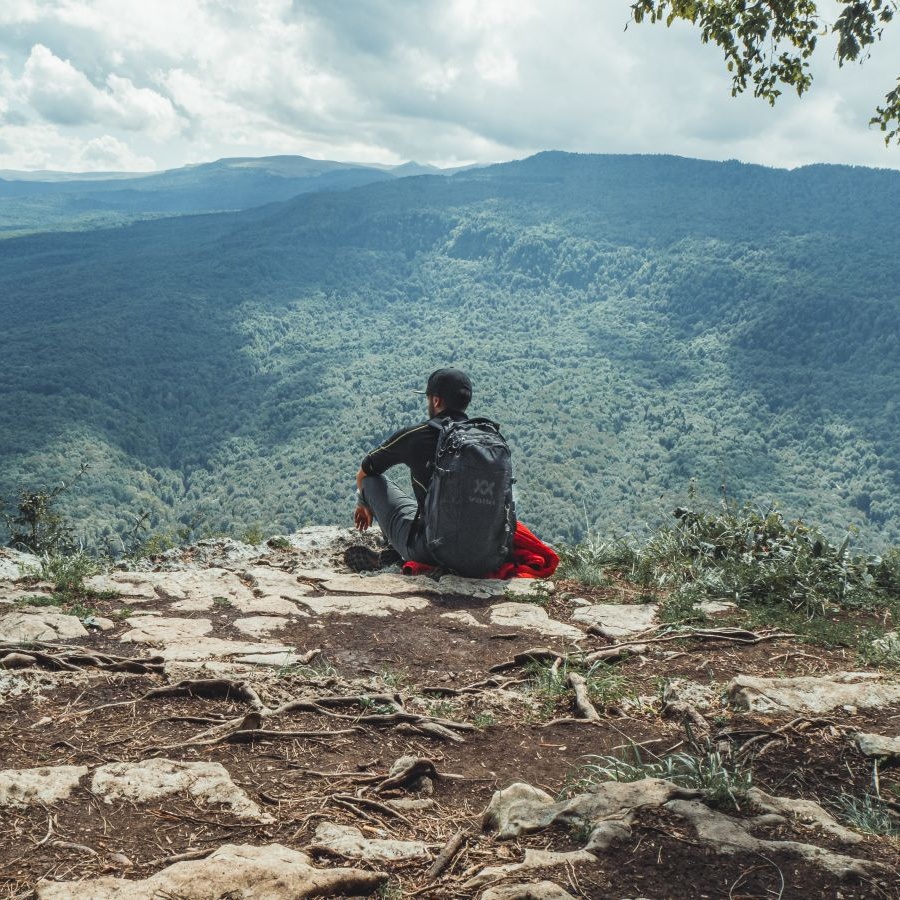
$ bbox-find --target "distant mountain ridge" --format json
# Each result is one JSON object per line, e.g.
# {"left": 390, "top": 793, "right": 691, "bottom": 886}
{"left": 0, "top": 154, "right": 470, "bottom": 235}
{"left": 1, "top": 151, "right": 898, "bottom": 550}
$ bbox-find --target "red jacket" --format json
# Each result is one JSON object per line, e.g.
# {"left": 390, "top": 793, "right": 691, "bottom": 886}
{"left": 401, "top": 521, "right": 559, "bottom": 579}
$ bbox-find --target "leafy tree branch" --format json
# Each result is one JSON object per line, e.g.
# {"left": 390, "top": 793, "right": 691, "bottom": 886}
{"left": 630, "top": 1, "right": 900, "bottom": 142}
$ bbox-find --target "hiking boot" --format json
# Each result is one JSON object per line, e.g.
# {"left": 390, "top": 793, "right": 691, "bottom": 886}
{"left": 344, "top": 545, "right": 402, "bottom": 572}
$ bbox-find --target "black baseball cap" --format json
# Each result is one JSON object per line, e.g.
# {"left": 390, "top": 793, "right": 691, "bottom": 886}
{"left": 414, "top": 367, "right": 473, "bottom": 409}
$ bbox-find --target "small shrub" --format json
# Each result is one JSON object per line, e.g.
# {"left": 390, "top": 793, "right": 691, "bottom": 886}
{"left": 427, "top": 700, "right": 456, "bottom": 719}
{"left": 565, "top": 745, "right": 752, "bottom": 811}
{"left": 241, "top": 524, "right": 265, "bottom": 545}
{"left": 833, "top": 792, "right": 900, "bottom": 837}
{"left": 472, "top": 711, "right": 496, "bottom": 728}
{"left": 3, "top": 463, "right": 88, "bottom": 554}
{"left": 858, "top": 630, "right": 900, "bottom": 670}
{"left": 32, "top": 551, "right": 99, "bottom": 597}
{"left": 267, "top": 536, "right": 291, "bottom": 551}
{"left": 526, "top": 656, "right": 627, "bottom": 717}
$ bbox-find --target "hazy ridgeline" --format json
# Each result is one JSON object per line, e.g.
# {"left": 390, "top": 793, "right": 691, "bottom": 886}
{"left": 1, "top": 151, "right": 899, "bottom": 550}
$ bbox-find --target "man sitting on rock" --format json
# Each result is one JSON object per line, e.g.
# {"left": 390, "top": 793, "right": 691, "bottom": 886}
{"left": 344, "top": 368, "right": 474, "bottom": 572}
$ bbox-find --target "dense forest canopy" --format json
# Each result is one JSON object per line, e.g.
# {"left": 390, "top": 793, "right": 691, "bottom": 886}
{"left": 1, "top": 151, "right": 899, "bottom": 550}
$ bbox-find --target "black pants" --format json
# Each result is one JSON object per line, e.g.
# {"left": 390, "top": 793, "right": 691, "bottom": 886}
{"left": 359, "top": 474, "right": 436, "bottom": 565}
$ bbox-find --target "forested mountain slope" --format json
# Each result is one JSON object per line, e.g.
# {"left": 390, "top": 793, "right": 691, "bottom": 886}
{"left": 1, "top": 151, "right": 898, "bottom": 549}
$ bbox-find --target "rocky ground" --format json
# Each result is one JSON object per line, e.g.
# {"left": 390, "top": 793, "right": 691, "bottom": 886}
{"left": 0, "top": 527, "right": 898, "bottom": 899}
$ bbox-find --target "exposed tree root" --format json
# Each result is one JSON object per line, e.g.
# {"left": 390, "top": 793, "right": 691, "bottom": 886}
{"left": 489, "top": 648, "right": 571, "bottom": 673}
{"left": 567, "top": 672, "right": 601, "bottom": 722}
{"left": 426, "top": 828, "right": 467, "bottom": 880}
{"left": 0, "top": 644, "right": 164, "bottom": 673}
{"left": 374, "top": 758, "right": 440, "bottom": 794}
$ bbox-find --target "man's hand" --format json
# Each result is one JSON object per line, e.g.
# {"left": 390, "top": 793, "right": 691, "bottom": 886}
{"left": 354, "top": 504, "right": 373, "bottom": 531}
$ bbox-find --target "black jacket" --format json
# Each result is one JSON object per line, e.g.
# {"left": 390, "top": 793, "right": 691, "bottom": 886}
{"left": 361, "top": 410, "right": 468, "bottom": 518}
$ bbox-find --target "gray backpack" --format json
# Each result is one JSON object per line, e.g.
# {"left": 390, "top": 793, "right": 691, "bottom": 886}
{"left": 424, "top": 417, "right": 516, "bottom": 577}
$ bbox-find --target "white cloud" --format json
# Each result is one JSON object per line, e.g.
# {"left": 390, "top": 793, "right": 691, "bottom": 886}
{"left": 77, "top": 133, "right": 155, "bottom": 169}
{"left": 0, "top": 121, "right": 154, "bottom": 171}
{"left": 0, "top": 0, "right": 898, "bottom": 172}
{"left": 18, "top": 44, "right": 183, "bottom": 138}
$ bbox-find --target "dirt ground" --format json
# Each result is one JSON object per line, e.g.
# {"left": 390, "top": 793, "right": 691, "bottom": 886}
{"left": 1, "top": 542, "right": 898, "bottom": 899}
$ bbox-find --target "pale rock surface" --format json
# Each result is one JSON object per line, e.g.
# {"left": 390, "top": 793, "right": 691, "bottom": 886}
{"left": 0, "top": 669, "right": 90, "bottom": 702}
{"left": 232, "top": 650, "right": 305, "bottom": 666}
{"left": 441, "top": 610, "right": 485, "bottom": 628}
{"left": 83, "top": 615, "right": 116, "bottom": 631}
{"left": 0, "top": 548, "right": 38, "bottom": 580}
{"left": 663, "top": 679, "right": 720, "bottom": 710}
{"left": 300, "top": 593, "right": 429, "bottom": 617}
{"left": 748, "top": 788, "right": 862, "bottom": 844}
{"left": 0, "top": 610, "right": 89, "bottom": 642}
{"left": 233, "top": 616, "right": 289, "bottom": 638}
{"left": 0, "top": 587, "right": 55, "bottom": 606}
{"left": 0, "top": 765, "right": 88, "bottom": 808}
{"left": 572, "top": 603, "right": 657, "bottom": 640}
{"left": 571, "top": 603, "right": 657, "bottom": 638}
{"left": 35, "top": 842, "right": 384, "bottom": 899}
{"left": 287, "top": 525, "right": 352, "bottom": 560}
{"left": 728, "top": 672, "right": 900, "bottom": 714}
{"left": 488, "top": 602, "right": 582, "bottom": 639}
{"left": 664, "top": 799, "right": 880, "bottom": 878}
{"left": 698, "top": 599, "right": 738, "bottom": 614}
{"left": 85, "top": 573, "right": 159, "bottom": 601}
{"left": 92, "top": 759, "right": 271, "bottom": 822}
{"left": 152, "top": 638, "right": 294, "bottom": 662}
{"left": 311, "top": 822, "right": 430, "bottom": 862}
{"left": 481, "top": 881, "right": 577, "bottom": 900}
{"left": 855, "top": 732, "right": 900, "bottom": 759}
{"left": 321, "top": 571, "right": 509, "bottom": 599}
{"left": 464, "top": 849, "right": 596, "bottom": 890}
{"left": 484, "top": 779, "right": 694, "bottom": 848}
{"left": 320, "top": 572, "right": 429, "bottom": 595}
{"left": 121, "top": 616, "right": 212, "bottom": 644}
{"left": 294, "top": 567, "right": 339, "bottom": 581}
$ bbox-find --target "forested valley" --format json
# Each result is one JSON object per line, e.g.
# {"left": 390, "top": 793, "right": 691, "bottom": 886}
{"left": 1, "top": 151, "right": 899, "bottom": 551}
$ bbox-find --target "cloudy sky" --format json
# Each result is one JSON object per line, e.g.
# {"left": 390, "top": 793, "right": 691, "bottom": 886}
{"left": 1, "top": 0, "right": 899, "bottom": 174}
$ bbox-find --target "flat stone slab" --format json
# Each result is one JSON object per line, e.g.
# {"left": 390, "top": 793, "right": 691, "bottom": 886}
{"left": 0, "top": 586, "right": 55, "bottom": 605}
{"left": 155, "top": 638, "right": 295, "bottom": 662}
{"left": 699, "top": 599, "right": 738, "bottom": 615}
{"left": 90, "top": 569, "right": 260, "bottom": 609}
{"left": 36, "top": 842, "right": 384, "bottom": 899}
{"left": 0, "top": 765, "right": 88, "bottom": 808}
{"left": 234, "top": 616, "right": 290, "bottom": 638}
{"left": 233, "top": 651, "right": 306, "bottom": 667}
{"left": 92, "top": 759, "right": 271, "bottom": 822}
{"left": 0, "top": 548, "right": 38, "bottom": 580}
{"left": 482, "top": 882, "right": 577, "bottom": 900}
{"left": 300, "top": 594, "right": 430, "bottom": 617}
{"left": 311, "top": 822, "right": 430, "bottom": 862}
{"left": 321, "top": 572, "right": 508, "bottom": 598}
{"left": 441, "top": 611, "right": 485, "bottom": 628}
{"left": 121, "top": 616, "right": 213, "bottom": 644}
{"left": 85, "top": 573, "right": 159, "bottom": 601}
{"left": 571, "top": 603, "right": 658, "bottom": 638}
{"left": 855, "top": 732, "right": 900, "bottom": 759}
{"left": 488, "top": 602, "right": 583, "bottom": 639}
{"left": 728, "top": 672, "right": 900, "bottom": 714}
{"left": 0, "top": 611, "right": 89, "bottom": 642}
{"left": 294, "top": 567, "right": 339, "bottom": 581}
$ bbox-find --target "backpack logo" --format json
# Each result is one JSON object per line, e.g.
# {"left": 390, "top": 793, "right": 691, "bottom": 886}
{"left": 472, "top": 479, "right": 494, "bottom": 498}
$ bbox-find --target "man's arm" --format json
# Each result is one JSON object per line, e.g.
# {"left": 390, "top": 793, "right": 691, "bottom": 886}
{"left": 353, "top": 422, "right": 427, "bottom": 531}
{"left": 354, "top": 467, "right": 372, "bottom": 531}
